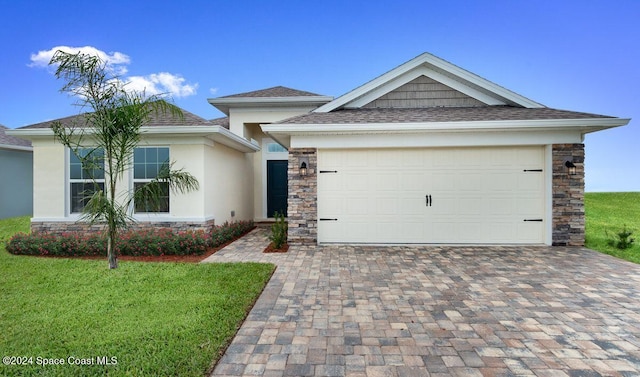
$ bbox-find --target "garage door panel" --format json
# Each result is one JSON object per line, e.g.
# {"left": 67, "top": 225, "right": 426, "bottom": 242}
{"left": 518, "top": 173, "right": 543, "bottom": 190}
{"left": 318, "top": 147, "right": 545, "bottom": 244}
{"left": 432, "top": 172, "right": 457, "bottom": 191}
{"left": 487, "top": 198, "right": 515, "bottom": 215}
{"left": 458, "top": 197, "right": 483, "bottom": 215}
{"left": 346, "top": 173, "right": 371, "bottom": 191}
{"left": 518, "top": 199, "right": 544, "bottom": 217}
{"left": 375, "top": 173, "right": 399, "bottom": 191}
{"left": 376, "top": 197, "right": 399, "bottom": 215}
{"left": 517, "top": 222, "right": 543, "bottom": 242}
{"left": 457, "top": 222, "right": 483, "bottom": 242}
{"left": 346, "top": 197, "right": 369, "bottom": 216}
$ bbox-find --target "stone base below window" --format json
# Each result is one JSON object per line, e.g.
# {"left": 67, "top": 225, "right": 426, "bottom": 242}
{"left": 31, "top": 219, "right": 217, "bottom": 235}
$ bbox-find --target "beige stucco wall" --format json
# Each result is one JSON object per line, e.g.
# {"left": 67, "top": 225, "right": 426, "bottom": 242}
{"left": 170, "top": 142, "right": 207, "bottom": 219}
{"left": 32, "top": 140, "right": 65, "bottom": 218}
{"left": 208, "top": 142, "right": 254, "bottom": 223}
{"left": 229, "top": 107, "right": 319, "bottom": 140}
{"left": 30, "top": 134, "right": 255, "bottom": 227}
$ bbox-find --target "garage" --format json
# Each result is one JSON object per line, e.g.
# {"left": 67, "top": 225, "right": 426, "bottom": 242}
{"left": 317, "top": 146, "right": 546, "bottom": 244}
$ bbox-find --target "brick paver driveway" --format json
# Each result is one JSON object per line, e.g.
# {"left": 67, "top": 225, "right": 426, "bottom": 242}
{"left": 205, "top": 229, "right": 640, "bottom": 376}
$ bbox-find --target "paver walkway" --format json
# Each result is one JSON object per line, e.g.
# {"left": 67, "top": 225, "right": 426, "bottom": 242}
{"left": 204, "top": 229, "right": 640, "bottom": 376}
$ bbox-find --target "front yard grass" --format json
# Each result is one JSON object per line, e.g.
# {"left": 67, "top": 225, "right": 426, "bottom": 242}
{"left": 0, "top": 216, "right": 275, "bottom": 377}
{"left": 585, "top": 192, "right": 640, "bottom": 263}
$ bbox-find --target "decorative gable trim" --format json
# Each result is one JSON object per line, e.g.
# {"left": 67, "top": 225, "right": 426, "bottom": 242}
{"left": 314, "top": 52, "right": 544, "bottom": 113}
{"left": 362, "top": 75, "right": 485, "bottom": 109}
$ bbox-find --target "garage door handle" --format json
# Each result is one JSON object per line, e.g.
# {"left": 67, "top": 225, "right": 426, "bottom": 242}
{"left": 425, "top": 195, "right": 432, "bottom": 207}
{"left": 524, "top": 219, "right": 543, "bottom": 222}
{"left": 319, "top": 218, "right": 338, "bottom": 221}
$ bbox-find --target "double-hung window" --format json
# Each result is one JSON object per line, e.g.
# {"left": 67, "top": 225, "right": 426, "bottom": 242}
{"left": 133, "top": 147, "right": 170, "bottom": 213}
{"left": 69, "top": 148, "right": 105, "bottom": 213}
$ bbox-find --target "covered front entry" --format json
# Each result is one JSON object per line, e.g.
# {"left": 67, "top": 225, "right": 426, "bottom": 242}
{"left": 317, "top": 146, "right": 546, "bottom": 244}
{"left": 267, "top": 160, "right": 288, "bottom": 217}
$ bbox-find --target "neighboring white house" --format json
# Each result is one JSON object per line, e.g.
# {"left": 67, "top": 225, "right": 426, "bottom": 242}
{"left": 9, "top": 52, "right": 630, "bottom": 246}
{"left": 0, "top": 125, "right": 33, "bottom": 219}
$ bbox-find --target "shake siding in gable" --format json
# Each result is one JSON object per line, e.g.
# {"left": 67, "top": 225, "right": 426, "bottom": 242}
{"left": 362, "top": 75, "right": 486, "bottom": 109}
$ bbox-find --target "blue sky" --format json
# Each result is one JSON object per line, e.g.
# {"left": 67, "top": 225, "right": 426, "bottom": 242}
{"left": 1, "top": 0, "right": 638, "bottom": 192}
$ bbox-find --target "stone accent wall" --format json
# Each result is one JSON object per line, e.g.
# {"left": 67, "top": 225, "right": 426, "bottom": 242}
{"left": 552, "top": 144, "right": 585, "bottom": 246}
{"left": 31, "top": 218, "right": 216, "bottom": 235}
{"left": 287, "top": 148, "right": 317, "bottom": 245}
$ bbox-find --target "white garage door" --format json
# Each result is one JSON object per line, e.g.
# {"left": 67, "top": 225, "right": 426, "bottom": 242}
{"left": 317, "top": 146, "right": 545, "bottom": 244}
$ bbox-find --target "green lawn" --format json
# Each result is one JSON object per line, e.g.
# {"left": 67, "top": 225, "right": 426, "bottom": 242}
{"left": 0, "top": 217, "right": 275, "bottom": 377}
{"left": 585, "top": 192, "right": 640, "bottom": 263}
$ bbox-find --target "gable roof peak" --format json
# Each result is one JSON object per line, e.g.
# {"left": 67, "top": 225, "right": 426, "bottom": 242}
{"left": 314, "top": 52, "right": 544, "bottom": 113}
{"left": 208, "top": 86, "right": 333, "bottom": 115}
{"left": 15, "top": 102, "right": 212, "bottom": 130}
{"left": 220, "top": 86, "right": 325, "bottom": 98}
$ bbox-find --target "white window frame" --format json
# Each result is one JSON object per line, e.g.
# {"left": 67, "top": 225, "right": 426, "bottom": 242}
{"left": 67, "top": 147, "right": 105, "bottom": 216}
{"left": 132, "top": 146, "right": 171, "bottom": 215}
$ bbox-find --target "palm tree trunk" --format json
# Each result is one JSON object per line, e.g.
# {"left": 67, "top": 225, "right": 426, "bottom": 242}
{"left": 107, "top": 230, "right": 118, "bottom": 269}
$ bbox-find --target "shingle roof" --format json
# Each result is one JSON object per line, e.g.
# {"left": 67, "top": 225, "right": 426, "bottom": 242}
{"left": 209, "top": 117, "right": 230, "bottom": 129}
{"left": 0, "top": 124, "right": 32, "bottom": 147}
{"left": 221, "top": 86, "right": 323, "bottom": 98}
{"left": 18, "top": 104, "right": 212, "bottom": 130}
{"left": 278, "top": 106, "right": 614, "bottom": 124}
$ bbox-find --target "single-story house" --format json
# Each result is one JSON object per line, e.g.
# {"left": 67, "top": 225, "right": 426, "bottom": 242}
{"left": 0, "top": 124, "right": 33, "bottom": 219}
{"left": 8, "top": 52, "right": 630, "bottom": 246}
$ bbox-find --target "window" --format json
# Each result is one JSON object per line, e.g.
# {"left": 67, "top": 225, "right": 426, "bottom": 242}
{"left": 69, "top": 148, "right": 104, "bottom": 213}
{"left": 267, "top": 142, "right": 287, "bottom": 153}
{"left": 133, "top": 147, "right": 170, "bottom": 213}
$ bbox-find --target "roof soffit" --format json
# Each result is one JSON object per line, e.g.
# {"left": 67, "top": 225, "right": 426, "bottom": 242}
{"left": 314, "top": 52, "right": 544, "bottom": 113}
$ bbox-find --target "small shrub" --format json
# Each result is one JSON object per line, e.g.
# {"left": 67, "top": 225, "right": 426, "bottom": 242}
{"left": 5, "top": 221, "right": 255, "bottom": 257}
{"left": 607, "top": 226, "right": 635, "bottom": 250}
{"left": 268, "top": 212, "right": 288, "bottom": 249}
{"left": 210, "top": 220, "right": 255, "bottom": 247}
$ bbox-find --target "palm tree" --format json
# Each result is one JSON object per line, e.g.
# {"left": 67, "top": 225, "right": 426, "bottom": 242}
{"left": 50, "top": 50, "right": 199, "bottom": 269}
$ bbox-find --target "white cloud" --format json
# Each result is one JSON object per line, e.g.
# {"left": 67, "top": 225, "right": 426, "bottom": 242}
{"left": 29, "top": 45, "right": 198, "bottom": 98}
{"left": 209, "top": 87, "right": 219, "bottom": 95}
{"left": 29, "top": 45, "right": 130, "bottom": 75}
{"left": 124, "top": 73, "right": 198, "bottom": 98}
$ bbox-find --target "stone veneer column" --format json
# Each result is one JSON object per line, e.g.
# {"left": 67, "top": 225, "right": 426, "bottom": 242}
{"left": 287, "top": 148, "right": 317, "bottom": 245}
{"left": 552, "top": 143, "right": 585, "bottom": 246}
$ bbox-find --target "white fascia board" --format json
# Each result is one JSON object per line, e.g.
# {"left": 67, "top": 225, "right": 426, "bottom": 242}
{"left": 0, "top": 143, "right": 33, "bottom": 152}
{"left": 139, "top": 126, "right": 261, "bottom": 152}
{"left": 289, "top": 130, "right": 584, "bottom": 149}
{"left": 5, "top": 128, "right": 55, "bottom": 138}
{"left": 420, "top": 54, "right": 544, "bottom": 108}
{"left": 262, "top": 117, "right": 630, "bottom": 135}
{"left": 208, "top": 96, "right": 333, "bottom": 115}
{"left": 314, "top": 54, "right": 429, "bottom": 113}
{"left": 315, "top": 52, "right": 544, "bottom": 113}
{"left": 8, "top": 126, "right": 261, "bottom": 153}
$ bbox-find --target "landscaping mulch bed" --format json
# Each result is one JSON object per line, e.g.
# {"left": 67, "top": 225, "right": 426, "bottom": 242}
{"left": 263, "top": 242, "right": 289, "bottom": 253}
{"left": 35, "top": 227, "right": 257, "bottom": 263}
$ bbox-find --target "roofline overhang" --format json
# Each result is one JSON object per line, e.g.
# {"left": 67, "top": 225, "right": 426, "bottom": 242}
{"left": 314, "top": 52, "right": 544, "bottom": 113}
{"left": 7, "top": 125, "right": 260, "bottom": 153}
{"left": 207, "top": 96, "right": 334, "bottom": 115}
{"left": 262, "top": 117, "right": 630, "bottom": 147}
{"left": 0, "top": 143, "right": 33, "bottom": 152}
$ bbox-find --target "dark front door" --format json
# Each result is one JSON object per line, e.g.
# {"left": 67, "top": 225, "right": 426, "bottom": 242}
{"left": 267, "top": 160, "right": 288, "bottom": 218}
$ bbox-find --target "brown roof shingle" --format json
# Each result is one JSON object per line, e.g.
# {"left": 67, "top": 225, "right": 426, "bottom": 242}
{"left": 18, "top": 104, "right": 212, "bottom": 130}
{"left": 209, "top": 117, "right": 230, "bottom": 129}
{"left": 221, "top": 86, "right": 323, "bottom": 98}
{"left": 0, "top": 124, "right": 32, "bottom": 147}
{"left": 278, "top": 106, "right": 614, "bottom": 125}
